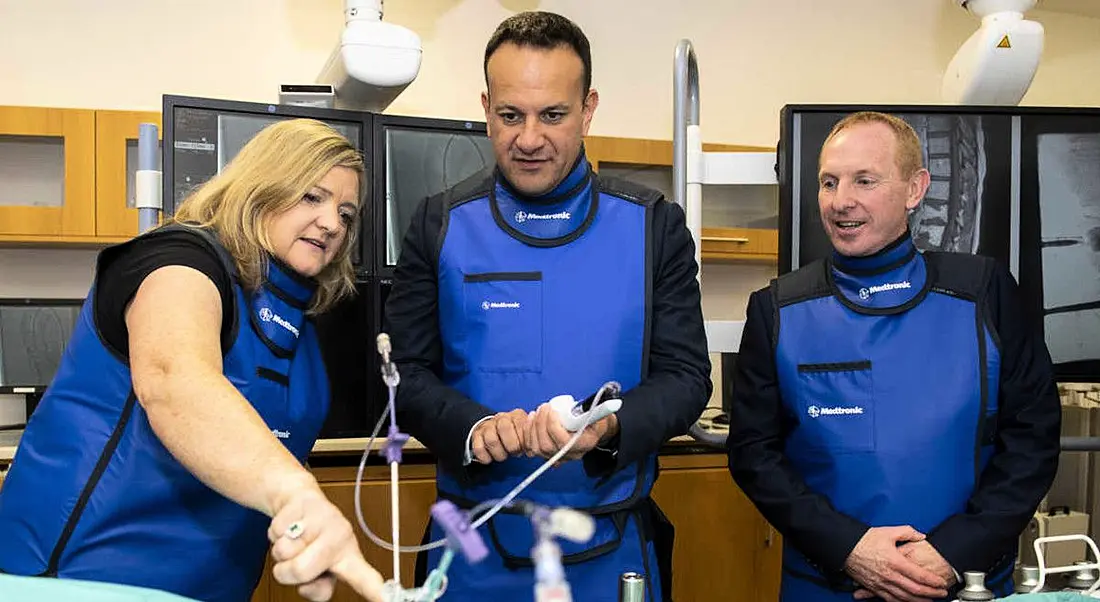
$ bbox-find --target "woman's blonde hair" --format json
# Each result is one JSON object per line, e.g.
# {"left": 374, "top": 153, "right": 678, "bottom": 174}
{"left": 169, "top": 118, "right": 365, "bottom": 314}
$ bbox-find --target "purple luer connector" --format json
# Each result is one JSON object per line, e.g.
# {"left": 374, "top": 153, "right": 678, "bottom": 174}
{"left": 383, "top": 425, "right": 410, "bottom": 464}
{"left": 430, "top": 500, "right": 489, "bottom": 564}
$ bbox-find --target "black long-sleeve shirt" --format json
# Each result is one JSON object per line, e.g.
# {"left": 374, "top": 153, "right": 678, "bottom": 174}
{"left": 727, "top": 257, "right": 1061, "bottom": 583}
{"left": 383, "top": 172, "right": 713, "bottom": 483}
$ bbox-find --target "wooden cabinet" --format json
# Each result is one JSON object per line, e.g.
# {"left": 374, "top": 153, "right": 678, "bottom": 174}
{"left": 585, "top": 135, "right": 779, "bottom": 263}
{"left": 0, "top": 106, "right": 160, "bottom": 246}
{"left": 0, "top": 106, "right": 96, "bottom": 241}
{"left": 650, "top": 453, "right": 781, "bottom": 602}
{"left": 95, "top": 110, "right": 162, "bottom": 239}
{"left": 251, "top": 453, "right": 781, "bottom": 602}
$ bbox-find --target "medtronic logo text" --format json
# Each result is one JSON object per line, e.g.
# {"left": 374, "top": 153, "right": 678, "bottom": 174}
{"left": 858, "top": 280, "right": 912, "bottom": 300}
{"left": 807, "top": 405, "right": 865, "bottom": 418}
{"left": 482, "top": 300, "right": 521, "bottom": 310}
{"left": 259, "top": 307, "right": 300, "bottom": 337}
{"left": 514, "top": 210, "right": 571, "bottom": 223}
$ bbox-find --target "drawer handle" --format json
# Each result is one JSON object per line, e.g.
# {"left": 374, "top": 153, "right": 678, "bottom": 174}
{"left": 702, "top": 236, "right": 751, "bottom": 243}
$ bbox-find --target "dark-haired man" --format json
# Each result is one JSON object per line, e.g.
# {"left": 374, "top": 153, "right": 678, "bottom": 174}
{"left": 384, "top": 10, "right": 712, "bottom": 602}
{"left": 727, "top": 111, "right": 1061, "bottom": 602}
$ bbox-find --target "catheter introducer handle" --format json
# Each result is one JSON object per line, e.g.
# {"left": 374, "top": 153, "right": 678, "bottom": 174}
{"left": 549, "top": 394, "right": 622, "bottom": 432}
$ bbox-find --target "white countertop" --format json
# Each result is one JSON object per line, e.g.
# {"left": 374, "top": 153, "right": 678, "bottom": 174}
{"left": 0, "top": 429, "right": 725, "bottom": 464}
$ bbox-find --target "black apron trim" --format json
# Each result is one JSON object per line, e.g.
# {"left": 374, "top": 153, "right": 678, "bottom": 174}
{"left": 256, "top": 366, "right": 290, "bottom": 386}
{"left": 247, "top": 308, "right": 294, "bottom": 360}
{"left": 831, "top": 239, "right": 917, "bottom": 277}
{"left": 488, "top": 168, "right": 600, "bottom": 250}
{"left": 974, "top": 302, "right": 992, "bottom": 480}
{"left": 42, "top": 389, "right": 140, "bottom": 576}
{"left": 412, "top": 495, "right": 671, "bottom": 598}
{"left": 437, "top": 490, "right": 632, "bottom": 569}
{"left": 825, "top": 254, "right": 935, "bottom": 317}
{"left": 636, "top": 517, "right": 655, "bottom": 602}
{"left": 262, "top": 281, "right": 309, "bottom": 311}
{"left": 634, "top": 497, "right": 675, "bottom": 602}
{"left": 491, "top": 511, "right": 627, "bottom": 569}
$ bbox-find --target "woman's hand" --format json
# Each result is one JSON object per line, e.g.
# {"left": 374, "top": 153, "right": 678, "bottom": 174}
{"left": 268, "top": 486, "right": 385, "bottom": 602}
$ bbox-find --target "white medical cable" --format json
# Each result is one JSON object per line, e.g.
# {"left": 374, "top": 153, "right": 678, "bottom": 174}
{"left": 353, "top": 381, "right": 619, "bottom": 554}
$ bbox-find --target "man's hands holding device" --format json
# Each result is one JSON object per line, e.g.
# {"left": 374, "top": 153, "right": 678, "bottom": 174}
{"left": 526, "top": 398, "right": 620, "bottom": 461}
{"left": 469, "top": 393, "right": 622, "bottom": 465}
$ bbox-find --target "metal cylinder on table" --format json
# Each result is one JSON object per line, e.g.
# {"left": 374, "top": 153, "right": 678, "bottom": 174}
{"left": 618, "top": 572, "right": 645, "bottom": 602}
{"left": 1015, "top": 565, "right": 1043, "bottom": 594}
{"left": 957, "top": 571, "right": 994, "bottom": 601}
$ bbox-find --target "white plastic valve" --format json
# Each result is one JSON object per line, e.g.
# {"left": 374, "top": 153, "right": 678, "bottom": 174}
{"left": 548, "top": 394, "right": 622, "bottom": 432}
{"left": 547, "top": 508, "right": 596, "bottom": 543}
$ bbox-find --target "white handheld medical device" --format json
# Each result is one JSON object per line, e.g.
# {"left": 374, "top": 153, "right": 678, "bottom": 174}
{"left": 549, "top": 394, "right": 622, "bottom": 432}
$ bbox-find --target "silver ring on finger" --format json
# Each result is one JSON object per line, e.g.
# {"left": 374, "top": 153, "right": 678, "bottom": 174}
{"left": 285, "top": 521, "right": 305, "bottom": 540}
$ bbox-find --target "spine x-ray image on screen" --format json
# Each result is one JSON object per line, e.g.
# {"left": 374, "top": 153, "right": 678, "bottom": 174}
{"left": 908, "top": 114, "right": 986, "bottom": 255}
{"left": 1035, "top": 132, "right": 1100, "bottom": 365}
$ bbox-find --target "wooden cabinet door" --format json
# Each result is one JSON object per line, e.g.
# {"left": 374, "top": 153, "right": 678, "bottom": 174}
{"left": 95, "top": 110, "right": 162, "bottom": 240}
{"left": 0, "top": 106, "right": 96, "bottom": 240}
{"left": 651, "top": 453, "right": 781, "bottom": 602}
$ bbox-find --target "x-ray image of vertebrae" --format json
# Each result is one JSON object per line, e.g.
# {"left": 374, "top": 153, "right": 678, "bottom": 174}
{"left": 1037, "top": 133, "right": 1100, "bottom": 365}
{"left": 906, "top": 114, "right": 987, "bottom": 255}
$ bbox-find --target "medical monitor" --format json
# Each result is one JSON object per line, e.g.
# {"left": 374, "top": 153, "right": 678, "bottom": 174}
{"left": 0, "top": 298, "right": 83, "bottom": 393}
{"left": 778, "top": 104, "right": 1100, "bottom": 382}
{"left": 1018, "top": 111, "right": 1100, "bottom": 382}
{"left": 372, "top": 114, "right": 495, "bottom": 275}
{"left": 161, "top": 95, "right": 373, "bottom": 273}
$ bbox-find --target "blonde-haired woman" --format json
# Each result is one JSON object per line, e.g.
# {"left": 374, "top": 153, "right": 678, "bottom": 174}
{"left": 0, "top": 119, "right": 384, "bottom": 602}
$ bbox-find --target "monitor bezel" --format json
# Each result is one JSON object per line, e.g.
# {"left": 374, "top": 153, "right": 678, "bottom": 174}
{"left": 0, "top": 297, "right": 85, "bottom": 393}
{"left": 370, "top": 113, "right": 492, "bottom": 281}
{"left": 161, "top": 94, "right": 375, "bottom": 276}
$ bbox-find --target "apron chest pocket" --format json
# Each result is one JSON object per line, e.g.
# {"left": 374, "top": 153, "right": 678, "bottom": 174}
{"left": 462, "top": 271, "right": 544, "bottom": 373}
{"left": 794, "top": 360, "right": 876, "bottom": 453}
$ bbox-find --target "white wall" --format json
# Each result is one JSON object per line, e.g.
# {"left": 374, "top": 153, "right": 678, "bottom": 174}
{"left": 3, "top": 1, "right": 1099, "bottom": 147}
{"left": 2, "top": 0, "right": 1100, "bottom": 420}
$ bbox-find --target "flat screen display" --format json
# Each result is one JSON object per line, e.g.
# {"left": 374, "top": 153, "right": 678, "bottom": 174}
{"left": 383, "top": 126, "right": 494, "bottom": 266}
{"left": 169, "top": 107, "right": 364, "bottom": 211}
{"left": 0, "top": 300, "right": 83, "bottom": 389}
{"left": 1019, "top": 113, "right": 1100, "bottom": 380}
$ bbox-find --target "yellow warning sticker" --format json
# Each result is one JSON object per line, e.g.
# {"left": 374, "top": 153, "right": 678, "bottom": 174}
{"left": 997, "top": 35, "right": 1011, "bottom": 49}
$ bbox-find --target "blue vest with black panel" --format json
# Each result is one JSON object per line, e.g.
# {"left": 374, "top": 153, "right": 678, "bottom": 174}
{"left": 771, "top": 235, "right": 1013, "bottom": 602}
{"left": 0, "top": 225, "right": 330, "bottom": 602}
{"left": 427, "top": 155, "right": 664, "bottom": 601}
